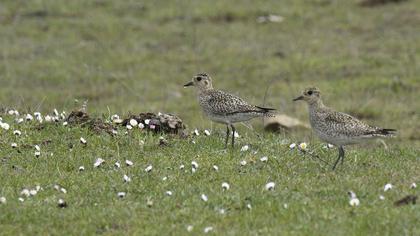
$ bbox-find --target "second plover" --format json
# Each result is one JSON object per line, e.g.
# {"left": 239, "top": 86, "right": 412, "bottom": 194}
{"left": 184, "top": 73, "right": 275, "bottom": 148}
{"left": 293, "top": 87, "right": 396, "bottom": 170}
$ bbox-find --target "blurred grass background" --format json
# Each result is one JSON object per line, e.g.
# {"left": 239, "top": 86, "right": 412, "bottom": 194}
{"left": 0, "top": 0, "right": 419, "bottom": 145}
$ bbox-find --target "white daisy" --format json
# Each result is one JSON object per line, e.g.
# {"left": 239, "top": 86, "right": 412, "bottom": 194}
{"left": 384, "top": 183, "right": 393, "bottom": 192}
{"left": 240, "top": 145, "right": 249, "bottom": 152}
{"left": 123, "top": 175, "right": 131, "bottom": 183}
{"left": 265, "top": 182, "right": 275, "bottom": 191}
{"left": 145, "top": 165, "right": 153, "bottom": 172}
{"left": 349, "top": 198, "right": 360, "bottom": 207}
{"left": 125, "top": 160, "right": 134, "bottom": 166}
{"left": 80, "top": 137, "right": 87, "bottom": 144}
{"left": 129, "top": 119, "right": 138, "bottom": 127}
{"left": 221, "top": 182, "right": 230, "bottom": 190}
{"left": 299, "top": 142, "right": 307, "bottom": 150}
{"left": 204, "top": 226, "right": 213, "bottom": 234}
{"left": 191, "top": 161, "right": 198, "bottom": 169}
{"left": 289, "top": 143, "right": 296, "bottom": 149}
{"left": 94, "top": 158, "right": 105, "bottom": 167}
{"left": 260, "top": 156, "right": 268, "bottom": 162}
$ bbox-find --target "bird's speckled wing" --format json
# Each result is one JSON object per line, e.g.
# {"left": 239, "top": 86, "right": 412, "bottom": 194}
{"left": 322, "top": 110, "right": 376, "bottom": 137}
{"left": 200, "top": 90, "right": 261, "bottom": 115}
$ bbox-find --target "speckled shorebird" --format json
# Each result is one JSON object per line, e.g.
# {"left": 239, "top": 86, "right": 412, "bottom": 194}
{"left": 184, "top": 73, "right": 275, "bottom": 148}
{"left": 293, "top": 87, "right": 396, "bottom": 170}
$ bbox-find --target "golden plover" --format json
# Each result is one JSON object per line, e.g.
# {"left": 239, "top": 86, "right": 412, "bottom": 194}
{"left": 184, "top": 73, "right": 275, "bottom": 148}
{"left": 293, "top": 87, "right": 396, "bottom": 170}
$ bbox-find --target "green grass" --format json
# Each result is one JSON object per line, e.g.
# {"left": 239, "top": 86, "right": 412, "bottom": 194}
{"left": 0, "top": 117, "right": 419, "bottom": 235}
{"left": 0, "top": 0, "right": 419, "bottom": 235}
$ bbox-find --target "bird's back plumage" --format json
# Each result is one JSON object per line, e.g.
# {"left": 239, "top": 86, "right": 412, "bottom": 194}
{"left": 198, "top": 89, "right": 274, "bottom": 124}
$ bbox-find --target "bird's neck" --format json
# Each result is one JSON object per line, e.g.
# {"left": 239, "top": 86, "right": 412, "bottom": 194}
{"left": 308, "top": 99, "right": 326, "bottom": 112}
{"left": 197, "top": 87, "right": 213, "bottom": 95}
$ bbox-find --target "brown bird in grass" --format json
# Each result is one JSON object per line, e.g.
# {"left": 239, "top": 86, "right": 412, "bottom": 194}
{"left": 293, "top": 87, "right": 396, "bottom": 170}
{"left": 184, "top": 73, "right": 275, "bottom": 148}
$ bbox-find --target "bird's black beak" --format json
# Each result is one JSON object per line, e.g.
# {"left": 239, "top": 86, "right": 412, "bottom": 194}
{"left": 293, "top": 96, "right": 304, "bottom": 101}
{"left": 184, "top": 82, "right": 194, "bottom": 87}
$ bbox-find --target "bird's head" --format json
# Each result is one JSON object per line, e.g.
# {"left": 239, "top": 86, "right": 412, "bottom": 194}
{"left": 184, "top": 73, "right": 213, "bottom": 91}
{"left": 293, "top": 87, "right": 321, "bottom": 104}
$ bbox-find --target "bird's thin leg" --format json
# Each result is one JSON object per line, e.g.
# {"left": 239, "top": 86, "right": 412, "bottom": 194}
{"left": 332, "top": 146, "right": 344, "bottom": 170}
{"left": 231, "top": 125, "right": 236, "bottom": 147}
{"left": 339, "top": 146, "right": 345, "bottom": 165}
{"left": 225, "top": 125, "right": 230, "bottom": 149}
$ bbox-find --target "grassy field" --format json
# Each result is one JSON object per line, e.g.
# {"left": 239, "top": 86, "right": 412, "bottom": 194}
{"left": 0, "top": 0, "right": 419, "bottom": 235}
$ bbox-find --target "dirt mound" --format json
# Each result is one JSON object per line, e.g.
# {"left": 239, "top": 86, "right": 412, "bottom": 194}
{"left": 66, "top": 110, "right": 186, "bottom": 136}
{"left": 122, "top": 112, "right": 186, "bottom": 135}
{"left": 66, "top": 110, "right": 90, "bottom": 125}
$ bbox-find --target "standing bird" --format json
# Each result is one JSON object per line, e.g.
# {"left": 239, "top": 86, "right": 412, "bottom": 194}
{"left": 184, "top": 73, "right": 275, "bottom": 148}
{"left": 293, "top": 87, "right": 396, "bottom": 170}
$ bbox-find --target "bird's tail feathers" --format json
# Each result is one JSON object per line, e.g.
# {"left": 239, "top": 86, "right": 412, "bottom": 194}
{"left": 366, "top": 128, "right": 397, "bottom": 137}
{"left": 255, "top": 106, "right": 276, "bottom": 117}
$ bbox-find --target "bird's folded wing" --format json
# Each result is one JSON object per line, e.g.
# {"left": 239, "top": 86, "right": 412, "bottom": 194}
{"left": 324, "top": 111, "right": 373, "bottom": 136}
{"left": 206, "top": 90, "right": 259, "bottom": 115}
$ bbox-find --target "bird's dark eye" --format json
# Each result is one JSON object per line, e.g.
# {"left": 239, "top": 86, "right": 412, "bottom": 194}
{"left": 196, "top": 77, "right": 202, "bottom": 81}
{"left": 308, "top": 90, "right": 313, "bottom": 95}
